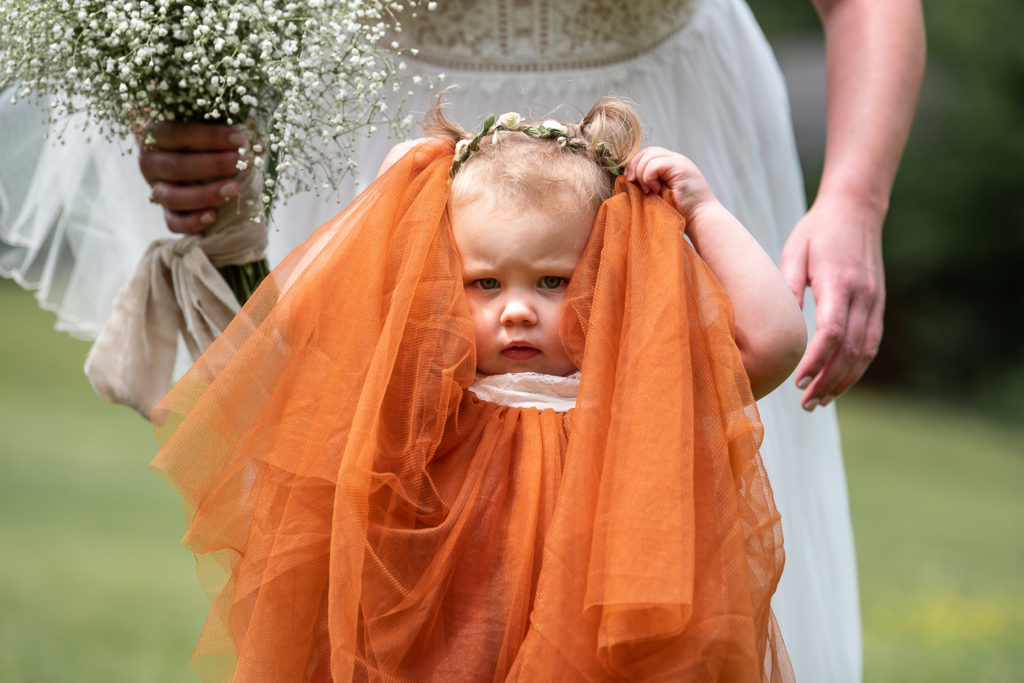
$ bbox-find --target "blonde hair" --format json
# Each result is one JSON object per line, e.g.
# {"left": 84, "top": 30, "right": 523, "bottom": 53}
{"left": 425, "top": 97, "right": 643, "bottom": 215}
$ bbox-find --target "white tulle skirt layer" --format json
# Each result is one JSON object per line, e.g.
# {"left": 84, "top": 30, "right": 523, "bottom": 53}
{"left": 0, "top": 0, "right": 860, "bottom": 679}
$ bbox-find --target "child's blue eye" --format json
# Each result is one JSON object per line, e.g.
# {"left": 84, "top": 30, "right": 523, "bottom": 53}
{"left": 538, "top": 276, "right": 566, "bottom": 289}
{"left": 475, "top": 278, "right": 500, "bottom": 290}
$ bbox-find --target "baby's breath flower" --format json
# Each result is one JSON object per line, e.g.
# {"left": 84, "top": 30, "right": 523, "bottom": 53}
{"left": 1, "top": 0, "right": 433, "bottom": 213}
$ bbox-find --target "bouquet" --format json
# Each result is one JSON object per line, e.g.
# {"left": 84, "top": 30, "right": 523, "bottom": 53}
{"left": 0, "top": 0, "right": 437, "bottom": 416}
{"left": 0, "top": 0, "right": 433, "bottom": 202}
{"left": 1, "top": 0, "right": 436, "bottom": 300}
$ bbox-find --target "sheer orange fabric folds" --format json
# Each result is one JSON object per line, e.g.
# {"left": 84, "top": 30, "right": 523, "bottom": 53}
{"left": 151, "top": 141, "right": 792, "bottom": 682}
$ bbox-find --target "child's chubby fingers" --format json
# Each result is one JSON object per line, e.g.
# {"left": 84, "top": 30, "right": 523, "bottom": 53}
{"left": 626, "top": 146, "right": 673, "bottom": 193}
{"left": 377, "top": 137, "right": 432, "bottom": 178}
{"left": 627, "top": 147, "right": 712, "bottom": 218}
{"left": 628, "top": 147, "right": 699, "bottom": 192}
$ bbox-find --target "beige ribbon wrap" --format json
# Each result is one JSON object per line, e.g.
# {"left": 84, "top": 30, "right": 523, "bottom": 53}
{"left": 85, "top": 167, "right": 268, "bottom": 417}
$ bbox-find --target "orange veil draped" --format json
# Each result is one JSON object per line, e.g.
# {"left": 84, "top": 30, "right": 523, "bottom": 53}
{"left": 151, "top": 140, "right": 792, "bottom": 681}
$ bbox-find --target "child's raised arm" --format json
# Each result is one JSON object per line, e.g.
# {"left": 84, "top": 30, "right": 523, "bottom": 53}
{"left": 626, "top": 147, "right": 806, "bottom": 398}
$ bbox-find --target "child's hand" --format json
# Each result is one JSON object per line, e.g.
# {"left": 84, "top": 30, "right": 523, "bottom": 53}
{"left": 624, "top": 147, "right": 717, "bottom": 225}
{"left": 376, "top": 137, "right": 433, "bottom": 178}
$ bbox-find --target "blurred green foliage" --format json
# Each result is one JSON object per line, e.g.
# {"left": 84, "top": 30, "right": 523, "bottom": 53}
{"left": 840, "top": 389, "right": 1024, "bottom": 681}
{"left": 0, "top": 280, "right": 205, "bottom": 682}
{"left": 753, "top": 1, "right": 1024, "bottom": 416}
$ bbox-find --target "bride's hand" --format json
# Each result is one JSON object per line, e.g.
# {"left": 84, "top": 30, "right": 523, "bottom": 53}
{"left": 779, "top": 193, "right": 886, "bottom": 410}
{"left": 138, "top": 121, "right": 250, "bottom": 234}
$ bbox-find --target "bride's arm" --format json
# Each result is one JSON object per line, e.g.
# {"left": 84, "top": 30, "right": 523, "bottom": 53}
{"left": 779, "top": 0, "right": 926, "bottom": 409}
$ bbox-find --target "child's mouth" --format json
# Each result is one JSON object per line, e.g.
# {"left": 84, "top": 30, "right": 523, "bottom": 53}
{"left": 502, "top": 345, "right": 539, "bottom": 361}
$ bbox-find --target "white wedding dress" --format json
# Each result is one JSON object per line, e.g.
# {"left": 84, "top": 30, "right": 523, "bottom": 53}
{"left": 0, "top": 0, "right": 861, "bottom": 678}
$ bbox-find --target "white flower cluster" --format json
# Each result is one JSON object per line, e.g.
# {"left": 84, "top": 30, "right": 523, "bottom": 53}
{"left": 0, "top": 0, "right": 438, "bottom": 208}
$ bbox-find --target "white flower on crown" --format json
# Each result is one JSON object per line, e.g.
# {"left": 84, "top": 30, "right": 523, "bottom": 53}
{"left": 497, "top": 112, "right": 522, "bottom": 129}
{"left": 455, "top": 138, "right": 471, "bottom": 158}
{"left": 542, "top": 120, "right": 569, "bottom": 135}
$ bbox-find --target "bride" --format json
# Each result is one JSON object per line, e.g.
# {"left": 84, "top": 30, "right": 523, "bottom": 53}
{"left": 0, "top": 0, "right": 925, "bottom": 679}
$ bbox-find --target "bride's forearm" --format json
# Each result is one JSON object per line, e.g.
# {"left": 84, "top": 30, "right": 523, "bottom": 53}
{"left": 811, "top": 0, "right": 926, "bottom": 216}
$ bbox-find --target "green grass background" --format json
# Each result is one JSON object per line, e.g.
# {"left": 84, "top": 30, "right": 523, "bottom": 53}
{"left": 1, "top": 278, "right": 1022, "bottom": 681}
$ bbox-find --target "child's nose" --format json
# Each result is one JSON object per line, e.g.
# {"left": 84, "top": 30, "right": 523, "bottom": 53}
{"left": 500, "top": 296, "right": 537, "bottom": 326}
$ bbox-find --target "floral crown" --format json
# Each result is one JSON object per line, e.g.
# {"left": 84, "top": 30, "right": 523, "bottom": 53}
{"left": 449, "top": 112, "right": 622, "bottom": 177}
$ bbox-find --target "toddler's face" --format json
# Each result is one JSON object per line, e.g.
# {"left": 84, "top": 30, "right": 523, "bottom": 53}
{"left": 450, "top": 197, "right": 595, "bottom": 376}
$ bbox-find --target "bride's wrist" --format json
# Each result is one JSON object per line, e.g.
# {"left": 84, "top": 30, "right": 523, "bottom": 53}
{"left": 814, "top": 175, "right": 890, "bottom": 223}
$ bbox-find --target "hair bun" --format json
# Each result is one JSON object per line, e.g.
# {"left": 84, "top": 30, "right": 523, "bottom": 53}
{"left": 578, "top": 98, "right": 643, "bottom": 172}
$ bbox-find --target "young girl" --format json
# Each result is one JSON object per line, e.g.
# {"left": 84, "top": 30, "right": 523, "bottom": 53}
{"left": 151, "top": 99, "right": 800, "bottom": 681}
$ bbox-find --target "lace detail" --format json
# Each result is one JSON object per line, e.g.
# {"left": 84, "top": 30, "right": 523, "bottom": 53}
{"left": 398, "top": 0, "right": 697, "bottom": 71}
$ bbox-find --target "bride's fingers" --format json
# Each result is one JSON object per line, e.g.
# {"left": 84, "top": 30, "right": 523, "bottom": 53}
{"left": 139, "top": 149, "right": 241, "bottom": 185}
{"left": 150, "top": 179, "right": 239, "bottom": 213}
{"left": 162, "top": 207, "right": 218, "bottom": 235}
{"left": 145, "top": 121, "right": 247, "bottom": 152}
{"left": 139, "top": 121, "right": 253, "bottom": 235}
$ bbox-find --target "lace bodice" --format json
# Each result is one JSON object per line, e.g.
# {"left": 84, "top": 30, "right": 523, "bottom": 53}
{"left": 399, "top": 0, "right": 697, "bottom": 71}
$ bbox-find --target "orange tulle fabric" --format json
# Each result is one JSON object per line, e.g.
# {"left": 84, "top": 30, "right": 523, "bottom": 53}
{"left": 151, "top": 139, "right": 792, "bottom": 682}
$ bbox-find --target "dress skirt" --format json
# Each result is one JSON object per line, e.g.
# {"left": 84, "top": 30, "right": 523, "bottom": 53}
{"left": 151, "top": 143, "right": 791, "bottom": 680}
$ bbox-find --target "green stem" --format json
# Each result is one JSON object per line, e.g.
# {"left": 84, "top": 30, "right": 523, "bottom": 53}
{"left": 218, "top": 259, "right": 271, "bottom": 306}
